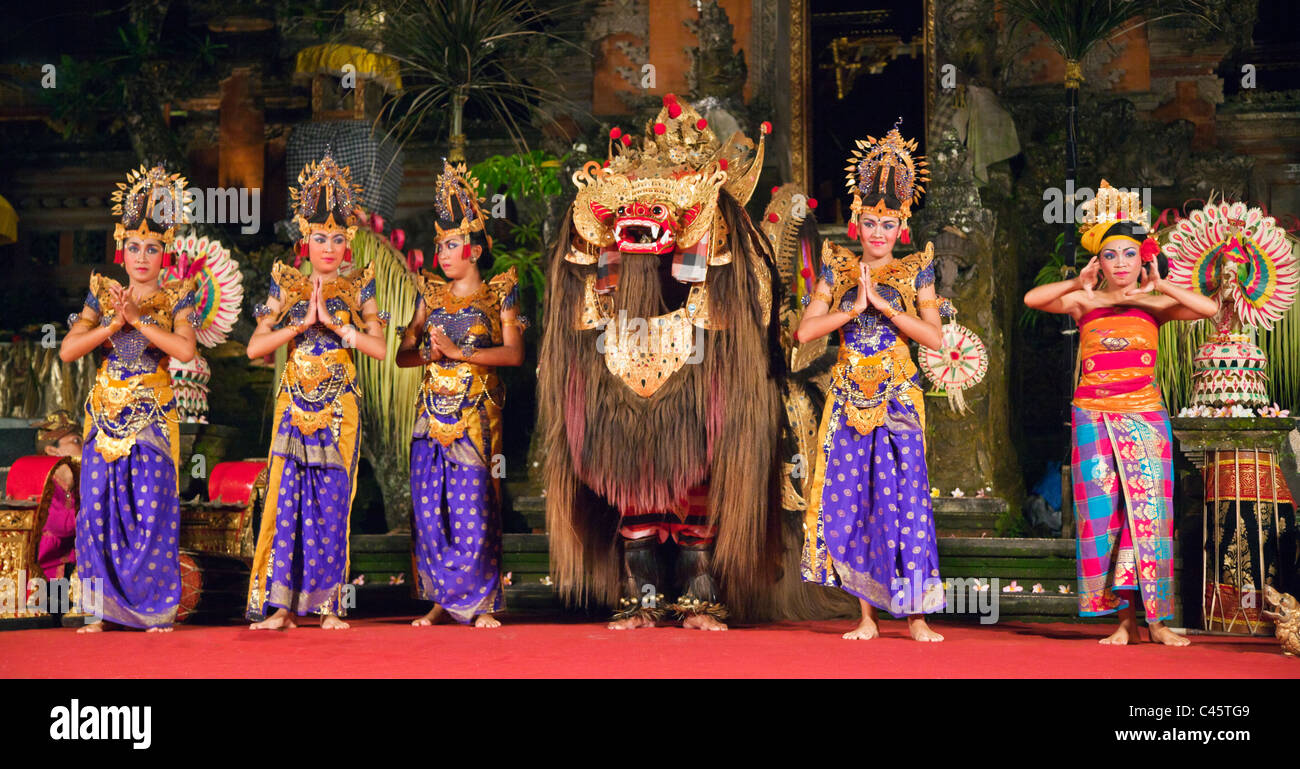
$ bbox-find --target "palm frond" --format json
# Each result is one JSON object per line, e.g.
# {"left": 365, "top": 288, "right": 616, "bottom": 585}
{"left": 361, "top": 0, "right": 585, "bottom": 154}
{"left": 1000, "top": 0, "right": 1213, "bottom": 61}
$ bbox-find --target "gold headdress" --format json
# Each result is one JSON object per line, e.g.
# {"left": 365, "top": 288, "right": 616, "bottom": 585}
{"left": 570, "top": 93, "right": 768, "bottom": 255}
{"left": 291, "top": 150, "right": 364, "bottom": 241}
{"left": 1078, "top": 179, "right": 1152, "bottom": 254}
{"left": 434, "top": 160, "right": 490, "bottom": 246}
{"left": 111, "top": 164, "right": 191, "bottom": 255}
{"left": 845, "top": 119, "right": 928, "bottom": 221}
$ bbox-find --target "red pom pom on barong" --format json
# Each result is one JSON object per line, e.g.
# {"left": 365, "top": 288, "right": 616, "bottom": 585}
{"left": 771, "top": 186, "right": 781, "bottom": 196}
{"left": 1140, "top": 237, "right": 1160, "bottom": 263}
{"left": 808, "top": 198, "right": 819, "bottom": 209}
{"left": 719, "top": 158, "right": 728, "bottom": 170}
{"left": 610, "top": 127, "right": 622, "bottom": 139}
{"left": 653, "top": 122, "right": 667, "bottom": 135}
{"left": 663, "top": 93, "right": 677, "bottom": 106}
{"left": 696, "top": 119, "right": 708, "bottom": 130}
{"left": 761, "top": 121, "right": 772, "bottom": 135}
{"left": 767, "top": 212, "right": 779, "bottom": 223}
{"left": 667, "top": 103, "right": 682, "bottom": 119}
{"left": 620, "top": 135, "right": 632, "bottom": 146}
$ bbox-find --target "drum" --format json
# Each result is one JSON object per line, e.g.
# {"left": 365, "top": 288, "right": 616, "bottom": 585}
{"left": 176, "top": 549, "right": 251, "bottom": 624}
{"left": 1202, "top": 449, "right": 1300, "bottom": 634}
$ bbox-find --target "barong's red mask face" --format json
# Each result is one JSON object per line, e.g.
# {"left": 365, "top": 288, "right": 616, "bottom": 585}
{"left": 610, "top": 199, "right": 681, "bottom": 255}
{"left": 857, "top": 215, "right": 901, "bottom": 260}
{"left": 307, "top": 229, "right": 349, "bottom": 275}
{"left": 434, "top": 234, "right": 482, "bottom": 280}
{"left": 1097, "top": 236, "right": 1142, "bottom": 288}
{"left": 122, "top": 236, "right": 166, "bottom": 283}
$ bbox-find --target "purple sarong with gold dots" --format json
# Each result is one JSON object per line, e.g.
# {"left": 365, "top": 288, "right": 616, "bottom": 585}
{"left": 407, "top": 270, "right": 516, "bottom": 623}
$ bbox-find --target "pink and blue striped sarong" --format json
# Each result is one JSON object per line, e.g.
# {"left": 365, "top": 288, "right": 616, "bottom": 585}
{"left": 1071, "top": 406, "right": 1175, "bottom": 621}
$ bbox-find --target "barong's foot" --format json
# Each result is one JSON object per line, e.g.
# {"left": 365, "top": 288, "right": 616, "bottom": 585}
{"left": 907, "top": 615, "right": 944, "bottom": 642}
{"left": 607, "top": 614, "right": 656, "bottom": 630}
{"left": 145, "top": 626, "right": 174, "bottom": 633}
{"left": 682, "top": 613, "right": 727, "bottom": 631}
{"left": 249, "top": 608, "right": 298, "bottom": 631}
{"left": 320, "top": 613, "right": 350, "bottom": 630}
{"left": 1148, "top": 622, "right": 1190, "bottom": 647}
{"left": 412, "top": 605, "right": 449, "bottom": 627}
{"left": 473, "top": 613, "right": 501, "bottom": 629}
{"left": 843, "top": 599, "right": 879, "bottom": 640}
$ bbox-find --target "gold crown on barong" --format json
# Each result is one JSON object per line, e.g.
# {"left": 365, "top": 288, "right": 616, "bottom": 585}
{"left": 111, "top": 164, "right": 191, "bottom": 250}
{"left": 570, "top": 93, "right": 769, "bottom": 249}
{"left": 845, "top": 119, "right": 928, "bottom": 221}
{"left": 434, "top": 160, "right": 490, "bottom": 245}
{"left": 290, "top": 149, "right": 364, "bottom": 241}
{"left": 1078, "top": 180, "right": 1151, "bottom": 253}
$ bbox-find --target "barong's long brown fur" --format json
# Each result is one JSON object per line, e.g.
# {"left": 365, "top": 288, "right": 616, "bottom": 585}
{"left": 540, "top": 193, "right": 786, "bottom": 619}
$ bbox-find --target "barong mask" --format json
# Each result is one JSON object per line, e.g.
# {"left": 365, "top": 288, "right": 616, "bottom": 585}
{"left": 844, "top": 119, "right": 927, "bottom": 243}
{"left": 111, "top": 165, "right": 192, "bottom": 266}
{"left": 569, "top": 93, "right": 768, "bottom": 290}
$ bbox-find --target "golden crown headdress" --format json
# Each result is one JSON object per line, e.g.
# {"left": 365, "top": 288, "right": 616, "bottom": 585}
{"left": 1078, "top": 180, "right": 1151, "bottom": 254}
{"left": 845, "top": 119, "right": 928, "bottom": 221}
{"left": 291, "top": 150, "right": 364, "bottom": 241}
{"left": 110, "top": 164, "right": 191, "bottom": 252}
{"left": 434, "top": 160, "right": 490, "bottom": 244}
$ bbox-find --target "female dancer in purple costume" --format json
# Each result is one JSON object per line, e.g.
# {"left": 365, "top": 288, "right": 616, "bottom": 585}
{"left": 244, "top": 152, "right": 388, "bottom": 631}
{"left": 397, "top": 162, "right": 524, "bottom": 629}
{"left": 795, "top": 124, "right": 948, "bottom": 642}
{"left": 60, "top": 165, "right": 198, "bottom": 633}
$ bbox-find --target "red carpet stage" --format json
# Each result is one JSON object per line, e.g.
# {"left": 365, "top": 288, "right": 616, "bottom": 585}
{"left": 3, "top": 617, "right": 1298, "bottom": 678}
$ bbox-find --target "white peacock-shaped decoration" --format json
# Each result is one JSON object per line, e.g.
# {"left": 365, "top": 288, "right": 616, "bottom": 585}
{"left": 1163, "top": 198, "right": 1298, "bottom": 407}
{"left": 163, "top": 233, "right": 245, "bottom": 422}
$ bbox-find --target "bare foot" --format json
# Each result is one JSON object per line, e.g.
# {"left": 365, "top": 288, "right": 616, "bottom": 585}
{"left": 607, "top": 614, "right": 656, "bottom": 630}
{"left": 682, "top": 613, "right": 728, "bottom": 631}
{"left": 1099, "top": 616, "right": 1139, "bottom": 645}
{"left": 145, "top": 626, "right": 174, "bottom": 633}
{"left": 1148, "top": 622, "right": 1190, "bottom": 647}
{"left": 842, "top": 616, "right": 879, "bottom": 640}
{"left": 908, "top": 615, "right": 945, "bottom": 642}
{"left": 411, "top": 605, "right": 448, "bottom": 627}
{"left": 249, "top": 608, "right": 298, "bottom": 631}
{"left": 76, "top": 620, "right": 107, "bottom": 634}
{"left": 473, "top": 613, "right": 501, "bottom": 629}
{"left": 320, "top": 613, "right": 350, "bottom": 630}
{"left": 844, "top": 597, "right": 879, "bottom": 640}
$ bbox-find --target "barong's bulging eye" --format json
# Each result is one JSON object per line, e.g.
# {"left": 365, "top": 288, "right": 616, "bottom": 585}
{"left": 651, "top": 205, "right": 666, "bottom": 219}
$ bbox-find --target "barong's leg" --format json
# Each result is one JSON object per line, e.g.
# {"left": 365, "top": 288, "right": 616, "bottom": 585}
{"left": 609, "top": 534, "right": 665, "bottom": 627}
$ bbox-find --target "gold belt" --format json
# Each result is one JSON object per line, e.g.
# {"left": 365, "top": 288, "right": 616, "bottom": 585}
{"left": 833, "top": 344, "right": 917, "bottom": 436}
{"left": 87, "top": 364, "right": 175, "bottom": 462}
{"left": 420, "top": 362, "right": 500, "bottom": 446}
{"left": 283, "top": 348, "right": 356, "bottom": 437}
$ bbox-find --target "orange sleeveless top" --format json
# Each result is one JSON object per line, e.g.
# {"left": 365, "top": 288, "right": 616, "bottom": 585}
{"left": 1072, "top": 306, "right": 1164, "bottom": 413}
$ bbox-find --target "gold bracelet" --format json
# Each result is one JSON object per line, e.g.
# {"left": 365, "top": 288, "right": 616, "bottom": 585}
{"left": 883, "top": 306, "right": 901, "bottom": 320}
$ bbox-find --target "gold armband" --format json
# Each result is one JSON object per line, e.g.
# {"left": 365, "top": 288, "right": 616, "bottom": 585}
{"left": 811, "top": 290, "right": 833, "bottom": 306}
{"left": 917, "top": 298, "right": 940, "bottom": 310}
